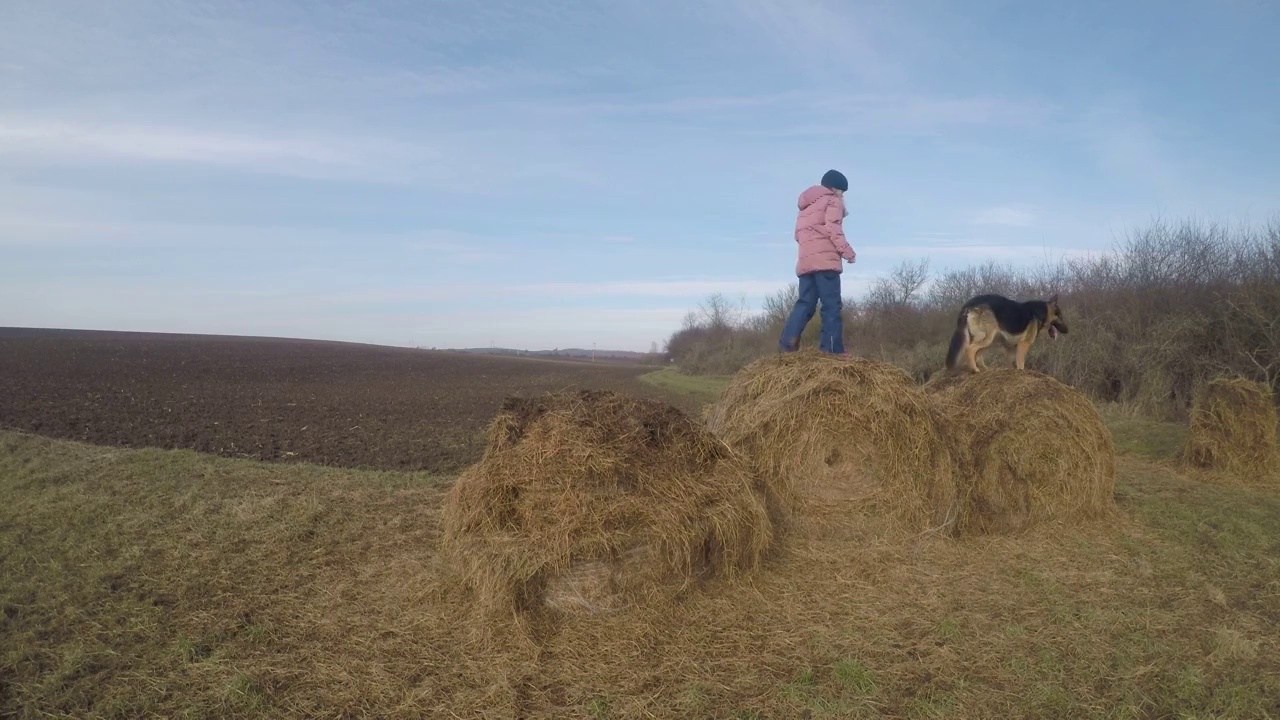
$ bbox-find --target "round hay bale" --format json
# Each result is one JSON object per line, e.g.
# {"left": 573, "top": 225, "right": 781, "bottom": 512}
{"left": 921, "top": 369, "right": 970, "bottom": 395}
{"left": 930, "top": 369, "right": 1116, "bottom": 534}
{"left": 1182, "top": 377, "right": 1280, "bottom": 481}
{"left": 705, "top": 350, "right": 960, "bottom": 537}
{"left": 441, "top": 390, "right": 773, "bottom": 622}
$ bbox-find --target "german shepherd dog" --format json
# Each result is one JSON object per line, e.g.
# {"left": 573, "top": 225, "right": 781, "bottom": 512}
{"left": 944, "top": 293, "right": 1067, "bottom": 373}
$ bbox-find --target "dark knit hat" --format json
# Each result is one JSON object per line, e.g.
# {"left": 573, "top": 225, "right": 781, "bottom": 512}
{"left": 821, "top": 169, "right": 848, "bottom": 192}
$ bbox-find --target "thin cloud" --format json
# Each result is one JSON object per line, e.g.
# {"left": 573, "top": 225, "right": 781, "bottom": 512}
{"left": 865, "top": 243, "right": 1033, "bottom": 257}
{"left": 0, "top": 216, "right": 489, "bottom": 252}
{"left": 0, "top": 278, "right": 698, "bottom": 352}
{"left": 0, "top": 118, "right": 430, "bottom": 182}
{"left": 972, "top": 206, "right": 1037, "bottom": 227}
{"left": 509, "top": 91, "right": 1052, "bottom": 137}
{"left": 353, "top": 65, "right": 567, "bottom": 97}
{"left": 716, "top": 0, "right": 904, "bottom": 85}
{"left": 0, "top": 116, "right": 597, "bottom": 190}
{"left": 513, "top": 279, "right": 786, "bottom": 298}
{"left": 306, "top": 279, "right": 792, "bottom": 306}
{"left": 744, "top": 94, "right": 1053, "bottom": 138}
{"left": 512, "top": 92, "right": 796, "bottom": 117}
{"left": 912, "top": 231, "right": 966, "bottom": 238}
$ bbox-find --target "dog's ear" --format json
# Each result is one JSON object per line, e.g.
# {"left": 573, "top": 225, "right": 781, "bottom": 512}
{"left": 1048, "top": 293, "right": 1059, "bottom": 304}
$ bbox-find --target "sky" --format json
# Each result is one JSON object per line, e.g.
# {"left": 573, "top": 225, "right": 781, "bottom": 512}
{"left": 2, "top": 0, "right": 1278, "bottom": 351}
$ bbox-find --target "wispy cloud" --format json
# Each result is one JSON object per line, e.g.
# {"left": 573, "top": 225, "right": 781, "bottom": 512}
{"left": 295, "top": 279, "right": 792, "bottom": 306}
{"left": 0, "top": 118, "right": 429, "bottom": 182}
{"left": 509, "top": 91, "right": 1052, "bottom": 137}
{"left": 351, "top": 65, "right": 567, "bottom": 98}
{"left": 0, "top": 115, "right": 604, "bottom": 189}
{"left": 716, "top": 0, "right": 904, "bottom": 85}
{"left": 972, "top": 206, "right": 1037, "bottom": 227}
{"left": 757, "top": 94, "right": 1052, "bottom": 138}
{"left": 0, "top": 215, "right": 482, "bottom": 251}
{"left": 514, "top": 279, "right": 786, "bottom": 298}
{"left": 865, "top": 243, "right": 1038, "bottom": 258}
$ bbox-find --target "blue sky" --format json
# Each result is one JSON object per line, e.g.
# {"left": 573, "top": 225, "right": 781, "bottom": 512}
{"left": 2, "top": 0, "right": 1277, "bottom": 351}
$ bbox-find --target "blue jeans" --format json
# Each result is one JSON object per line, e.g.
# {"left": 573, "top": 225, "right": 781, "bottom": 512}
{"left": 779, "top": 271, "right": 844, "bottom": 353}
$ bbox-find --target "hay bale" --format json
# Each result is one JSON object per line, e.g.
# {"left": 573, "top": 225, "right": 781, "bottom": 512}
{"left": 931, "top": 369, "right": 1116, "bottom": 534}
{"left": 441, "top": 390, "right": 773, "bottom": 622}
{"left": 1182, "top": 377, "right": 1280, "bottom": 481}
{"left": 705, "top": 351, "right": 960, "bottom": 536}
{"left": 921, "top": 369, "right": 970, "bottom": 396}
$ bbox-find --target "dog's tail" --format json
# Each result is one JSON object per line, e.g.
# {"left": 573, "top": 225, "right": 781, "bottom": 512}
{"left": 944, "top": 310, "right": 968, "bottom": 370}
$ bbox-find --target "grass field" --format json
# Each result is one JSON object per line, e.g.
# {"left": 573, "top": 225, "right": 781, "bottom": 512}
{"left": 3, "top": 331, "right": 1279, "bottom": 718}
{"left": 638, "top": 368, "right": 733, "bottom": 407}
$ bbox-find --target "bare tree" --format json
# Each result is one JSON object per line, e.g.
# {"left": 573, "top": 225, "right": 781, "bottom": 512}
{"left": 695, "top": 292, "right": 752, "bottom": 331}
{"left": 868, "top": 259, "right": 931, "bottom": 309}
{"left": 1217, "top": 287, "right": 1280, "bottom": 389}
{"left": 892, "top": 258, "right": 931, "bottom": 306}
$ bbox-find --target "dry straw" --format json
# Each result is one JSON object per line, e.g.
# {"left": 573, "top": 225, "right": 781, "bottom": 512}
{"left": 929, "top": 369, "right": 1117, "bottom": 534}
{"left": 1182, "top": 377, "right": 1280, "bottom": 483}
{"left": 705, "top": 350, "right": 960, "bottom": 538}
{"left": 440, "top": 389, "right": 773, "bottom": 629}
{"left": 920, "top": 370, "right": 969, "bottom": 396}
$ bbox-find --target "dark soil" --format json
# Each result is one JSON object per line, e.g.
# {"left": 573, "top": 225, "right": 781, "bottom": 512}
{"left": 0, "top": 328, "right": 679, "bottom": 473}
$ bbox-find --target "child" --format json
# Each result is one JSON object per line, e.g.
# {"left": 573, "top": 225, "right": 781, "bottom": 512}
{"left": 778, "top": 169, "right": 856, "bottom": 354}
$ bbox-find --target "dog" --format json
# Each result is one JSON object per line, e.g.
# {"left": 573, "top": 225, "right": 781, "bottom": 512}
{"left": 944, "top": 293, "right": 1068, "bottom": 373}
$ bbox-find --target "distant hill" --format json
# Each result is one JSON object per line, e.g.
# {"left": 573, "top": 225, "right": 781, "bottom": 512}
{"left": 454, "top": 347, "right": 659, "bottom": 362}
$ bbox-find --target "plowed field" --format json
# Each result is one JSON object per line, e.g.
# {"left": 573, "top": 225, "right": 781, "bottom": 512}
{"left": 0, "top": 328, "right": 675, "bottom": 473}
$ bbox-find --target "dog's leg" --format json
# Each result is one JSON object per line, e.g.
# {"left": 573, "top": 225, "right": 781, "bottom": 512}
{"left": 965, "top": 320, "right": 997, "bottom": 373}
{"left": 1014, "top": 339, "right": 1030, "bottom": 370}
{"left": 967, "top": 333, "right": 997, "bottom": 373}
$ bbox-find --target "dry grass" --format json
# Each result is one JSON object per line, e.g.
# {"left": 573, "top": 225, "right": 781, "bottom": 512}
{"left": 1182, "top": 377, "right": 1280, "bottom": 484}
{"left": 929, "top": 369, "right": 1118, "bottom": 535}
{"left": 705, "top": 350, "right": 959, "bottom": 539}
{"left": 1097, "top": 403, "right": 1191, "bottom": 462}
{"left": 5, "top": 410, "right": 1280, "bottom": 718}
{"left": 0, "top": 431, "right": 483, "bottom": 718}
{"left": 440, "top": 390, "right": 773, "bottom": 635}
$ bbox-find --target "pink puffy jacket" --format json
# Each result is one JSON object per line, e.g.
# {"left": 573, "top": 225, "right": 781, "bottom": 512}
{"left": 794, "top": 185, "right": 855, "bottom": 275}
